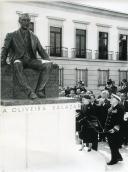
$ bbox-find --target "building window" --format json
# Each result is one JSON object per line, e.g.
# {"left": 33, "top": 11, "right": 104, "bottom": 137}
{"left": 75, "top": 68, "right": 88, "bottom": 87}
{"left": 50, "top": 26, "right": 62, "bottom": 57}
{"left": 46, "top": 26, "right": 68, "bottom": 57}
{"left": 59, "top": 67, "right": 64, "bottom": 87}
{"left": 47, "top": 16, "right": 68, "bottom": 57}
{"left": 98, "top": 69, "right": 109, "bottom": 86}
{"left": 118, "top": 34, "right": 128, "bottom": 61}
{"left": 75, "top": 29, "right": 86, "bottom": 58}
{"left": 119, "top": 70, "right": 128, "bottom": 85}
{"left": 98, "top": 32, "right": 108, "bottom": 59}
{"left": 29, "top": 21, "right": 34, "bottom": 32}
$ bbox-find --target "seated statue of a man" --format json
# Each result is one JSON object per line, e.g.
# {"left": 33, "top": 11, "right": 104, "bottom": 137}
{"left": 1, "top": 13, "right": 52, "bottom": 99}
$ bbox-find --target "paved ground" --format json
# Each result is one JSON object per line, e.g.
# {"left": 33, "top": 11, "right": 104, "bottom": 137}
{"left": 0, "top": 139, "right": 127, "bottom": 172}
{"left": 0, "top": 144, "right": 106, "bottom": 172}
{"left": 98, "top": 142, "right": 128, "bottom": 172}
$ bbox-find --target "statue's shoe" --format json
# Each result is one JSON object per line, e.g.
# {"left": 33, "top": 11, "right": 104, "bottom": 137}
{"left": 29, "top": 92, "right": 38, "bottom": 99}
{"left": 36, "top": 91, "right": 46, "bottom": 98}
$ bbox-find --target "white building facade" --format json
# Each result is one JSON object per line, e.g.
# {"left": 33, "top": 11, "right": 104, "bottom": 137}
{"left": 1, "top": 1, "right": 128, "bottom": 95}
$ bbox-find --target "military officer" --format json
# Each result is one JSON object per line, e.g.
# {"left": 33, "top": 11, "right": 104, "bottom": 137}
{"left": 104, "top": 94, "right": 124, "bottom": 165}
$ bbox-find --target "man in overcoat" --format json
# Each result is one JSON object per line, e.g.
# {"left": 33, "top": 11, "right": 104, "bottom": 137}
{"left": 1, "top": 13, "right": 52, "bottom": 99}
{"left": 104, "top": 94, "right": 124, "bottom": 165}
{"left": 78, "top": 95, "right": 101, "bottom": 151}
{"left": 96, "top": 90, "right": 111, "bottom": 142}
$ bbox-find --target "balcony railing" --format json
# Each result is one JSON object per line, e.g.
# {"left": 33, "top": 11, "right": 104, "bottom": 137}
{"left": 44, "top": 47, "right": 128, "bottom": 61}
{"left": 71, "top": 48, "right": 92, "bottom": 59}
{"left": 95, "top": 51, "right": 114, "bottom": 60}
{"left": 115, "top": 52, "right": 128, "bottom": 61}
{"left": 45, "top": 46, "right": 68, "bottom": 57}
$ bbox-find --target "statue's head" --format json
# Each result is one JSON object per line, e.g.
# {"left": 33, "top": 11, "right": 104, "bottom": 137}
{"left": 19, "top": 13, "right": 31, "bottom": 30}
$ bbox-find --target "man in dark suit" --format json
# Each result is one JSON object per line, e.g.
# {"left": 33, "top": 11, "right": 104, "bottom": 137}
{"left": 1, "top": 13, "right": 52, "bottom": 99}
{"left": 120, "top": 93, "right": 128, "bottom": 145}
{"left": 104, "top": 94, "right": 124, "bottom": 165}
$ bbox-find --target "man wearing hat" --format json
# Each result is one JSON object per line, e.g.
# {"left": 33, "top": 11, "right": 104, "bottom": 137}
{"left": 104, "top": 94, "right": 124, "bottom": 165}
{"left": 1, "top": 13, "right": 52, "bottom": 99}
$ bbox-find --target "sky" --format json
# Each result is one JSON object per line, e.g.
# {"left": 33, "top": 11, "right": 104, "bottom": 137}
{"left": 63, "top": 0, "right": 128, "bottom": 14}
{"left": 1, "top": 0, "right": 128, "bottom": 14}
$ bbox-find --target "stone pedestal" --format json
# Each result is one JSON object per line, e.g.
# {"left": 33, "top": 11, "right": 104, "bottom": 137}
{"left": 1, "top": 64, "right": 59, "bottom": 99}
{"left": 45, "top": 64, "right": 59, "bottom": 98}
{"left": 1, "top": 65, "right": 13, "bottom": 99}
{"left": 0, "top": 99, "right": 106, "bottom": 172}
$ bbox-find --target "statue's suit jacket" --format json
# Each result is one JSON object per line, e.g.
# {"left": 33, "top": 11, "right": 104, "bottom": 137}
{"left": 1, "top": 29, "right": 50, "bottom": 63}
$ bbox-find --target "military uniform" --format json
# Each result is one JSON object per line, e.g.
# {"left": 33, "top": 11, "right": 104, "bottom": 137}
{"left": 104, "top": 103, "right": 124, "bottom": 164}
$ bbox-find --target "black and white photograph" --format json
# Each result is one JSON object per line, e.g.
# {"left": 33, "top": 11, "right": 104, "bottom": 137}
{"left": 0, "top": 0, "right": 128, "bottom": 172}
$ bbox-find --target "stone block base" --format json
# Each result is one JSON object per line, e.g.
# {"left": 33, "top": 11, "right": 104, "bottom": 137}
{"left": 1, "top": 65, "right": 13, "bottom": 99}
{"left": 1, "top": 64, "right": 59, "bottom": 99}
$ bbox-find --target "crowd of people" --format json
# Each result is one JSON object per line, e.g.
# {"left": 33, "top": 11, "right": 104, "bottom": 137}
{"left": 59, "top": 78, "right": 128, "bottom": 165}
{"left": 59, "top": 78, "right": 128, "bottom": 99}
